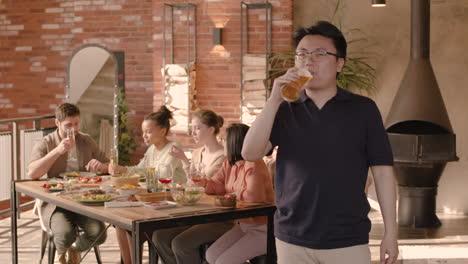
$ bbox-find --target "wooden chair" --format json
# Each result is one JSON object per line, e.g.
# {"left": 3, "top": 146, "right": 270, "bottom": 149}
{"left": 39, "top": 229, "right": 102, "bottom": 264}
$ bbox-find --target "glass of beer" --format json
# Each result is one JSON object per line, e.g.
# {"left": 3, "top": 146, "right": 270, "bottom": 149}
{"left": 280, "top": 67, "right": 313, "bottom": 102}
{"left": 66, "top": 127, "right": 75, "bottom": 140}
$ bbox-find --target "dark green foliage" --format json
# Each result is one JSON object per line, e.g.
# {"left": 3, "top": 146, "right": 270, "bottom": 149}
{"left": 117, "top": 86, "right": 137, "bottom": 166}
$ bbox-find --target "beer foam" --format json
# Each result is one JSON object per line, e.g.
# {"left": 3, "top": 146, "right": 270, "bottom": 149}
{"left": 296, "top": 67, "right": 313, "bottom": 78}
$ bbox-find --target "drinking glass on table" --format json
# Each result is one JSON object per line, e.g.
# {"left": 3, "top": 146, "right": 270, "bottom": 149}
{"left": 110, "top": 148, "right": 117, "bottom": 165}
{"left": 188, "top": 162, "right": 205, "bottom": 183}
{"left": 158, "top": 164, "right": 173, "bottom": 200}
{"left": 145, "top": 167, "right": 157, "bottom": 193}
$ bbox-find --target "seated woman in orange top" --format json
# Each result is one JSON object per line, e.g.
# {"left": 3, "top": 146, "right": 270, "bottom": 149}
{"left": 195, "top": 123, "right": 275, "bottom": 264}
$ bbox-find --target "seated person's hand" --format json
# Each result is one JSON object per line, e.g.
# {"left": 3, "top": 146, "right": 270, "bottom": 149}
{"left": 57, "top": 138, "right": 75, "bottom": 155}
{"left": 187, "top": 178, "right": 206, "bottom": 187}
{"left": 85, "top": 159, "right": 107, "bottom": 173}
{"left": 108, "top": 162, "right": 125, "bottom": 175}
{"left": 169, "top": 145, "right": 189, "bottom": 163}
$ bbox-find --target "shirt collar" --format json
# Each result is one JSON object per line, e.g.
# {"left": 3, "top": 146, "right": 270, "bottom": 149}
{"left": 293, "top": 86, "right": 352, "bottom": 104}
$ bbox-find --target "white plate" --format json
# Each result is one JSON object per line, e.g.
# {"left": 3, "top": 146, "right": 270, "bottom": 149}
{"left": 43, "top": 187, "right": 64, "bottom": 193}
{"left": 59, "top": 171, "right": 97, "bottom": 178}
{"left": 73, "top": 196, "right": 113, "bottom": 206}
{"left": 143, "top": 201, "right": 177, "bottom": 210}
{"left": 76, "top": 199, "right": 113, "bottom": 206}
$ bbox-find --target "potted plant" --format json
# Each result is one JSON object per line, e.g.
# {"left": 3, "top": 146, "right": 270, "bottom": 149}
{"left": 117, "top": 86, "right": 137, "bottom": 166}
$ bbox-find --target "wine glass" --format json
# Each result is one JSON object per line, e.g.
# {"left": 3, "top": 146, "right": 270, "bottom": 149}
{"left": 188, "top": 162, "right": 205, "bottom": 184}
{"left": 158, "top": 164, "right": 173, "bottom": 200}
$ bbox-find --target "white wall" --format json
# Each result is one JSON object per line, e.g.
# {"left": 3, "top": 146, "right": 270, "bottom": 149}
{"left": 69, "top": 46, "right": 110, "bottom": 103}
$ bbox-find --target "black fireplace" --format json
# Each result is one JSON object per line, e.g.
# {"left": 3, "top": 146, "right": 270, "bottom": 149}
{"left": 385, "top": 0, "right": 458, "bottom": 228}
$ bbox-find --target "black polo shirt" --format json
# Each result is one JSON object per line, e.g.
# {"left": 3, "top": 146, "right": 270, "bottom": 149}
{"left": 270, "top": 87, "right": 393, "bottom": 249}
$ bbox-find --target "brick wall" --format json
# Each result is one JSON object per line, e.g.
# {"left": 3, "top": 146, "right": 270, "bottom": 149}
{"left": 0, "top": 0, "right": 293, "bottom": 162}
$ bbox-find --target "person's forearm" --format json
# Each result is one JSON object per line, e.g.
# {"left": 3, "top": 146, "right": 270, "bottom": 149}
{"left": 28, "top": 148, "right": 62, "bottom": 180}
{"left": 372, "top": 165, "right": 398, "bottom": 238}
{"left": 242, "top": 98, "right": 281, "bottom": 161}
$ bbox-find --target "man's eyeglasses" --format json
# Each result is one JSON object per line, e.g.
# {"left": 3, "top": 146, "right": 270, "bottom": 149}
{"left": 295, "top": 49, "right": 340, "bottom": 62}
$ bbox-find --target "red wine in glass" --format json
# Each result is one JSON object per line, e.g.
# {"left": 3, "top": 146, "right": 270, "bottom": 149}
{"left": 159, "top": 178, "right": 172, "bottom": 185}
{"left": 191, "top": 177, "right": 202, "bottom": 183}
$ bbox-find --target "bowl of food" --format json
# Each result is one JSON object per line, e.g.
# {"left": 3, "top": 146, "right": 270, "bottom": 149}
{"left": 117, "top": 184, "right": 142, "bottom": 196}
{"left": 111, "top": 174, "right": 140, "bottom": 187}
{"left": 171, "top": 187, "right": 205, "bottom": 206}
{"left": 214, "top": 193, "right": 237, "bottom": 208}
{"left": 99, "top": 185, "right": 113, "bottom": 192}
{"left": 87, "top": 189, "right": 107, "bottom": 195}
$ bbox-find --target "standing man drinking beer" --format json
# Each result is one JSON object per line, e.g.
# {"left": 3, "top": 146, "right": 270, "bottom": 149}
{"left": 242, "top": 21, "right": 398, "bottom": 264}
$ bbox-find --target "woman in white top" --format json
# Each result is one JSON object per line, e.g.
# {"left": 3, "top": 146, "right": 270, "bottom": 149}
{"left": 169, "top": 109, "right": 225, "bottom": 178}
{"left": 153, "top": 109, "right": 229, "bottom": 264}
{"left": 110, "top": 105, "right": 186, "bottom": 264}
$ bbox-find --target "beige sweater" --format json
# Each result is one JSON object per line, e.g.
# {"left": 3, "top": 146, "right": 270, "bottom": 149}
{"left": 30, "top": 129, "right": 109, "bottom": 229}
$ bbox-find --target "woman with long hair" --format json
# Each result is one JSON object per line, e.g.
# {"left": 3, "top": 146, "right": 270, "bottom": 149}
{"left": 201, "top": 124, "right": 275, "bottom": 264}
{"left": 169, "top": 109, "right": 225, "bottom": 178}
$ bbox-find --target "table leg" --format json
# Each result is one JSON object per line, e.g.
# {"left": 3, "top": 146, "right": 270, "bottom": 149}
{"left": 132, "top": 223, "right": 142, "bottom": 264}
{"left": 266, "top": 212, "right": 276, "bottom": 263}
{"left": 11, "top": 181, "right": 18, "bottom": 264}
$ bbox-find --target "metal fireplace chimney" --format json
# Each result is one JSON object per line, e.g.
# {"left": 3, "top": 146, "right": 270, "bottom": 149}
{"left": 385, "top": 0, "right": 458, "bottom": 228}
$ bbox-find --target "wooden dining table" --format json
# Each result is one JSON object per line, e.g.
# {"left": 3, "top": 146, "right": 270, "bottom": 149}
{"left": 11, "top": 180, "right": 277, "bottom": 264}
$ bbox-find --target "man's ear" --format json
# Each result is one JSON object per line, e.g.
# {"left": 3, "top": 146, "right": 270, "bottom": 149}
{"left": 55, "top": 119, "right": 60, "bottom": 128}
{"left": 337, "top": 57, "right": 345, "bottom": 73}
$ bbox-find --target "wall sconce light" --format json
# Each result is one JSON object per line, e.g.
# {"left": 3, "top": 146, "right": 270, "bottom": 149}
{"left": 371, "top": 0, "right": 386, "bottom": 7}
{"left": 213, "top": 27, "right": 223, "bottom": 45}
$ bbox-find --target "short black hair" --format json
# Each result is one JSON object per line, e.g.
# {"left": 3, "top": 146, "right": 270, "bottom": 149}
{"left": 226, "top": 123, "right": 250, "bottom": 166}
{"left": 55, "top": 103, "right": 80, "bottom": 121}
{"left": 144, "top": 105, "right": 173, "bottom": 136}
{"left": 294, "top": 21, "right": 347, "bottom": 59}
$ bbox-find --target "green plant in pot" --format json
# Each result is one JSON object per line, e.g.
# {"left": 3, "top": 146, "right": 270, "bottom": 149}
{"left": 117, "top": 86, "right": 137, "bottom": 166}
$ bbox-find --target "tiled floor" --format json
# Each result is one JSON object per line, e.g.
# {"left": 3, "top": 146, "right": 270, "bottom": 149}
{"left": 1, "top": 210, "right": 468, "bottom": 263}
{"left": 369, "top": 211, "right": 468, "bottom": 264}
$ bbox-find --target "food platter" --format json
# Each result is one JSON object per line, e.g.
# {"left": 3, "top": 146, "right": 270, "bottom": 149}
{"left": 72, "top": 190, "right": 113, "bottom": 206}
{"left": 42, "top": 183, "right": 64, "bottom": 192}
{"left": 59, "top": 171, "right": 97, "bottom": 178}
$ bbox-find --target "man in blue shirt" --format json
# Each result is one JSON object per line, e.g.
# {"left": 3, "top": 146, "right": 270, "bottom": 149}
{"left": 242, "top": 21, "right": 398, "bottom": 264}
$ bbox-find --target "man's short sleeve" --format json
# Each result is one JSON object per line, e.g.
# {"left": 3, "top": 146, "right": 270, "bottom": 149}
{"left": 366, "top": 101, "right": 394, "bottom": 166}
{"left": 30, "top": 138, "right": 48, "bottom": 163}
